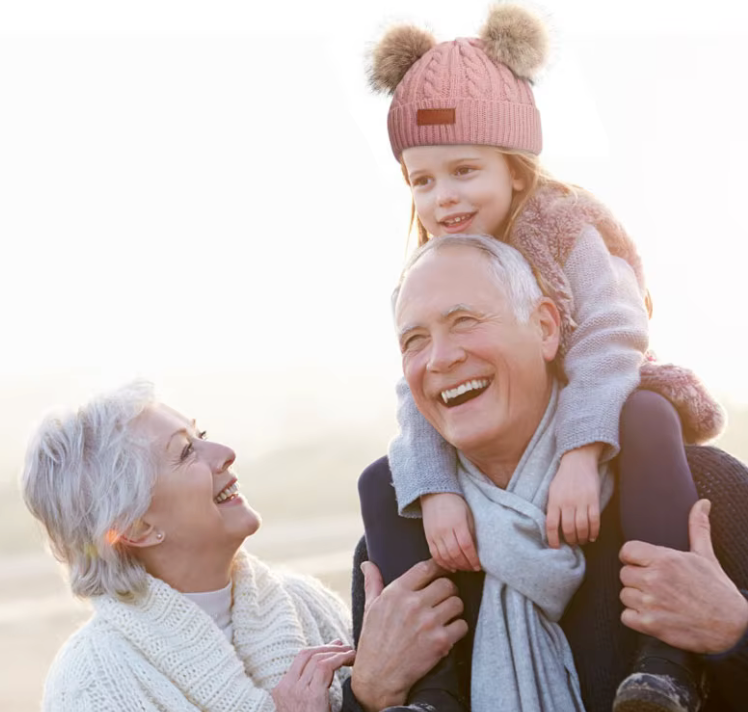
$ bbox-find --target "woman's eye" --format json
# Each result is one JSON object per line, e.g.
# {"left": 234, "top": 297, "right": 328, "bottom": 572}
{"left": 180, "top": 442, "right": 193, "bottom": 461}
{"left": 180, "top": 430, "right": 207, "bottom": 461}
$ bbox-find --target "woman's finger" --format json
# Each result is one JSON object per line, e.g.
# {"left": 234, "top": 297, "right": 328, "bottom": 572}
{"left": 291, "top": 644, "right": 353, "bottom": 682}
{"left": 302, "top": 649, "right": 356, "bottom": 688}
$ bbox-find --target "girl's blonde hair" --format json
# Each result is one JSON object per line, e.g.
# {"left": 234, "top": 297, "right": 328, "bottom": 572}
{"left": 401, "top": 149, "right": 575, "bottom": 248}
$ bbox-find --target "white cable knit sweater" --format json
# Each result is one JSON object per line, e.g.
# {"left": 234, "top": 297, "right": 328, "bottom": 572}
{"left": 42, "top": 548, "right": 353, "bottom": 712}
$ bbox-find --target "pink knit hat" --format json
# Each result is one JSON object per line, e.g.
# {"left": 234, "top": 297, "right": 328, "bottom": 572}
{"left": 369, "top": 4, "right": 549, "bottom": 160}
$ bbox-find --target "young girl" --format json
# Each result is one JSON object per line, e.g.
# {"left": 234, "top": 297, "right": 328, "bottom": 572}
{"left": 359, "top": 4, "right": 724, "bottom": 712}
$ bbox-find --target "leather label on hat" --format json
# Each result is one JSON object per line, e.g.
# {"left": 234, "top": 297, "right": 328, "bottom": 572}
{"left": 417, "top": 108, "right": 456, "bottom": 126}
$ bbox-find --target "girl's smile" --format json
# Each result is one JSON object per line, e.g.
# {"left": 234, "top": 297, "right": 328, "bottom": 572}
{"left": 402, "top": 144, "right": 526, "bottom": 240}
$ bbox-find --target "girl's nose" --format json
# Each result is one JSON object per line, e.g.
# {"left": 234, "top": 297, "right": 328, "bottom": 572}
{"left": 436, "top": 191, "right": 459, "bottom": 207}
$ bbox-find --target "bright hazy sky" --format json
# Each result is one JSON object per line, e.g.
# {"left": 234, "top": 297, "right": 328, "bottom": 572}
{"left": 1, "top": 0, "right": 747, "bottom": 467}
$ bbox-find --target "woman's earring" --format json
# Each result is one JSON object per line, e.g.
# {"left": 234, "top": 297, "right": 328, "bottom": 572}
{"left": 156, "top": 531, "right": 164, "bottom": 542}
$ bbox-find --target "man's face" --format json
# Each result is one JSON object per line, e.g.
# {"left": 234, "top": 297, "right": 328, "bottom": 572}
{"left": 395, "top": 246, "right": 559, "bottom": 461}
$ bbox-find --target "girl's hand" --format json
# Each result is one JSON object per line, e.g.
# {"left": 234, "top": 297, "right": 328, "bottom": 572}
{"left": 271, "top": 641, "right": 355, "bottom": 712}
{"left": 421, "top": 493, "right": 480, "bottom": 572}
{"left": 546, "top": 444, "right": 603, "bottom": 549}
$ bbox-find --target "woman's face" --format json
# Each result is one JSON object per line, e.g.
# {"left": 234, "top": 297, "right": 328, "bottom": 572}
{"left": 135, "top": 403, "right": 261, "bottom": 558}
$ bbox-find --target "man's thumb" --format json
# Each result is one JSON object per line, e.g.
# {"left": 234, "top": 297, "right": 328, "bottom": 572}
{"left": 689, "top": 499, "right": 717, "bottom": 561}
{"left": 361, "top": 561, "right": 384, "bottom": 606}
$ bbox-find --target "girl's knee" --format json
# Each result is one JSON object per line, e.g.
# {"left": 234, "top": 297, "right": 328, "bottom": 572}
{"left": 358, "top": 456, "right": 396, "bottom": 513}
{"left": 622, "top": 390, "right": 680, "bottom": 432}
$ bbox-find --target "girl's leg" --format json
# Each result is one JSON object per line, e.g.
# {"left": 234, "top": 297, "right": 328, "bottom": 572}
{"left": 614, "top": 390, "right": 705, "bottom": 712}
{"left": 358, "top": 456, "right": 432, "bottom": 586}
{"left": 618, "top": 390, "right": 698, "bottom": 550}
{"left": 357, "top": 457, "right": 467, "bottom": 709}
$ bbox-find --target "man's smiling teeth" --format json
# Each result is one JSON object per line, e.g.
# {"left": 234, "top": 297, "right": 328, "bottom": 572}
{"left": 214, "top": 481, "right": 239, "bottom": 503}
{"left": 441, "top": 379, "right": 490, "bottom": 404}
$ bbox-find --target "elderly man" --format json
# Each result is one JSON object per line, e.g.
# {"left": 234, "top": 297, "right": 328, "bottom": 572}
{"left": 342, "top": 235, "right": 748, "bottom": 712}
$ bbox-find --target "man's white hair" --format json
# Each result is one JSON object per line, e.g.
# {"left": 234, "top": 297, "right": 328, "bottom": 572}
{"left": 21, "top": 380, "right": 157, "bottom": 601}
{"left": 393, "top": 234, "right": 544, "bottom": 322}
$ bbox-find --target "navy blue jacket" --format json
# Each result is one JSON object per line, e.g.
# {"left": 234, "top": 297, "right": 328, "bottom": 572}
{"left": 344, "top": 446, "right": 748, "bottom": 712}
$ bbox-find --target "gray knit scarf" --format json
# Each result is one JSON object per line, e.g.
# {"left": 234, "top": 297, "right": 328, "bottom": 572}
{"left": 458, "top": 383, "right": 612, "bottom": 712}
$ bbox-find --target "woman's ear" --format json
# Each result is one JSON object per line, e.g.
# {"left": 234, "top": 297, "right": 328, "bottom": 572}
{"left": 120, "top": 519, "right": 164, "bottom": 548}
{"left": 535, "top": 297, "right": 561, "bottom": 362}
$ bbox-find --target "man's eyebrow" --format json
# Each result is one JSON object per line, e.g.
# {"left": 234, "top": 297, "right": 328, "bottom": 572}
{"left": 444, "top": 303, "right": 481, "bottom": 317}
{"left": 397, "top": 323, "right": 421, "bottom": 341}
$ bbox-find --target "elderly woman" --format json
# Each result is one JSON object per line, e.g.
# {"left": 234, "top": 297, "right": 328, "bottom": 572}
{"left": 22, "top": 381, "right": 357, "bottom": 712}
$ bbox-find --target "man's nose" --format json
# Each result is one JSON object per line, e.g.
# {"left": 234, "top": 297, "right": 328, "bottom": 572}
{"left": 427, "top": 335, "right": 465, "bottom": 373}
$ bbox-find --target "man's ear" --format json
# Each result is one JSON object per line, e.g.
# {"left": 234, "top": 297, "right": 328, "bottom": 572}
{"left": 535, "top": 297, "right": 561, "bottom": 362}
{"left": 120, "top": 519, "right": 164, "bottom": 549}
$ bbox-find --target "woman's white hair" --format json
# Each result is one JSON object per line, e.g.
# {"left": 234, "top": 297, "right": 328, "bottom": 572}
{"left": 21, "top": 380, "right": 157, "bottom": 601}
{"left": 392, "top": 234, "right": 543, "bottom": 322}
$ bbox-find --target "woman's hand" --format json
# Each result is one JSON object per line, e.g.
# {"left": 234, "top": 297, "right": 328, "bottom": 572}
{"left": 271, "top": 641, "right": 355, "bottom": 712}
{"left": 421, "top": 493, "right": 480, "bottom": 572}
{"left": 546, "top": 443, "right": 603, "bottom": 549}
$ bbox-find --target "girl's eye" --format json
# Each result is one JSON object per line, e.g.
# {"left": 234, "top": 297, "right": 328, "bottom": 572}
{"left": 411, "top": 176, "right": 431, "bottom": 188}
{"left": 455, "top": 166, "right": 475, "bottom": 176}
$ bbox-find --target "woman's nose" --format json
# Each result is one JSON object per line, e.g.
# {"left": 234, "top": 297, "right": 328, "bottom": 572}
{"left": 213, "top": 444, "right": 236, "bottom": 474}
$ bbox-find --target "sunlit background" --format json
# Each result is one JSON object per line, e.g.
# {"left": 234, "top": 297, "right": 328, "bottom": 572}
{"left": 1, "top": 1, "right": 747, "bottom": 708}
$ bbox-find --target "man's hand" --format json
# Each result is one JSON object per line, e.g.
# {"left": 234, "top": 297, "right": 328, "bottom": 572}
{"left": 546, "top": 443, "right": 602, "bottom": 549}
{"left": 421, "top": 493, "right": 481, "bottom": 572}
{"left": 620, "top": 499, "right": 748, "bottom": 654}
{"left": 351, "top": 559, "right": 468, "bottom": 712}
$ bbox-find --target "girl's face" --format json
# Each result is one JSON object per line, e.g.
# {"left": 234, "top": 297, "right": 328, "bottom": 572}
{"left": 402, "top": 145, "right": 525, "bottom": 239}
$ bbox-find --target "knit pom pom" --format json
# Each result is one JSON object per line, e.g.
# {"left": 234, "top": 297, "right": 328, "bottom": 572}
{"left": 479, "top": 3, "right": 549, "bottom": 81}
{"left": 368, "top": 25, "right": 437, "bottom": 94}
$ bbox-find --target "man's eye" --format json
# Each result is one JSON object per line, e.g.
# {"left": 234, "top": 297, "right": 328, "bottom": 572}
{"left": 402, "top": 334, "right": 425, "bottom": 351}
{"left": 180, "top": 442, "right": 193, "bottom": 461}
{"left": 455, "top": 316, "right": 477, "bottom": 326}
